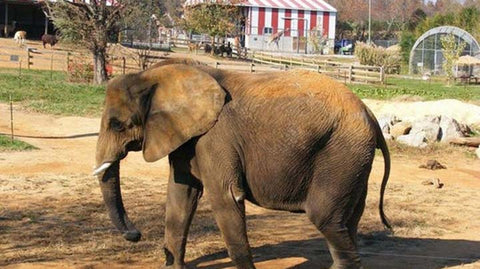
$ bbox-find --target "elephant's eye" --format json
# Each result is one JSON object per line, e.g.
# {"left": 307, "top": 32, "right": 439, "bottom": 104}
{"left": 109, "top": 118, "right": 125, "bottom": 132}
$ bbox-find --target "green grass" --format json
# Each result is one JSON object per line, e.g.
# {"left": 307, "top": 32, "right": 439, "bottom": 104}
{"left": 1, "top": 68, "right": 480, "bottom": 118}
{"left": 0, "top": 135, "right": 37, "bottom": 151}
{"left": 348, "top": 77, "right": 480, "bottom": 101}
{"left": 0, "top": 68, "right": 104, "bottom": 117}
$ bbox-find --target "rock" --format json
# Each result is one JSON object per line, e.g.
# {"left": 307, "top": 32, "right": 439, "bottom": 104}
{"left": 410, "top": 116, "right": 441, "bottom": 142}
{"left": 382, "top": 133, "right": 393, "bottom": 140}
{"left": 397, "top": 131, "right": 428, "bottom": 148}
{"left": 362, "top": 99, "right": 480, "bottom": 126}
{"left": 476, "top": 146, "right": 480, "bottom": 159}
{"left": 449, "top": 137, "right": 480, "bottom": 147}
{"left": 377, "top": 115, "right": 401, "bottom": 134}
{"left": 439, "top": 116, "right": 465, "bottom": 142}
{"left": 391, "top": 121, "right": 412, "bottom": 138}
{"left": 419, "top": 160, "right": 447, "bottom": 170}
{"left": 459, "top": 123, "right": 472, "bottom": 136}
{"left": 421, "top": 178, "right": 444, "bottom": 189}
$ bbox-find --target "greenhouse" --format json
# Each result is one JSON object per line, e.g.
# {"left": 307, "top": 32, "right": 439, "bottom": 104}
{"left": 409, "top": 26, "right": 480, "bottom": 74}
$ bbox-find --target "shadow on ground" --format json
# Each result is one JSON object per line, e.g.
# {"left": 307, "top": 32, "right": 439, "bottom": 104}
{"left": 190, "top": 235, "right": 480, "bottom": 269}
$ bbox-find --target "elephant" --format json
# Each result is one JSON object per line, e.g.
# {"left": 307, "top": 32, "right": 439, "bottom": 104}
{"left": 93, "top": 58, "right": 391, "bottom": 269}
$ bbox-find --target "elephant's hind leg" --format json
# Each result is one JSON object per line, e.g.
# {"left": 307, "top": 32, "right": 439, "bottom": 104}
{"left": 346, "top": 183, "right": 367, "bottom": 248}
{"left": 305, "top": 182, "right": 367, "bottom": 269}
{"left": 320, "top": 225, "right": 362, "bottom": 269}
{"left": 205, "top": 181, "right": 255, "bottom": 269}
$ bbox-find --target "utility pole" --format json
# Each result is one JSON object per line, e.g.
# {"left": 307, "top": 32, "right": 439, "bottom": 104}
{"left": 368, "top": 0, "right": 372, "bottom": 44}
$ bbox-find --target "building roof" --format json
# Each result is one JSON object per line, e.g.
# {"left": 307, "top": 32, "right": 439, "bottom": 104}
{"left": 184, "top": 0, "right": 337, "bottom": 12}
{"left": 35, "top": 0, "right": 117, "bottom": 5}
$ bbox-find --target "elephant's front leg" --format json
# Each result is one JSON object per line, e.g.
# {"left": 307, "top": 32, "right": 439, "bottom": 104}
{"left": 164, "top": 162, "right": 202, "bottom": 269}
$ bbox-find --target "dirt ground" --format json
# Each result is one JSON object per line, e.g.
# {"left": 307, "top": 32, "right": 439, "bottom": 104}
{"left": 1, "top": 102, "right": 480, "bottom": 269}
{"left": 0, "top": 38, "right": 278, "bottom": 75}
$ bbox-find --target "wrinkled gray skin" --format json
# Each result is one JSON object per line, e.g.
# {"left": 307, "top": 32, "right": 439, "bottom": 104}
{"left": 94, "top": 59, "right": 391, "bottom": 269}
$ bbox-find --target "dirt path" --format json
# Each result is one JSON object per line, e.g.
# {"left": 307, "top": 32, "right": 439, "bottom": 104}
{"left": 1, "top": 104, "right": 480, "bottom": 269}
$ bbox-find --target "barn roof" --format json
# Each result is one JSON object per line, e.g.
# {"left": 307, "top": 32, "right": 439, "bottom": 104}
{"left": 184, "top": 0, "right": 337, "bottom": 12}
{"left": 35, "top": 0, "right": 117, "bottom": 5}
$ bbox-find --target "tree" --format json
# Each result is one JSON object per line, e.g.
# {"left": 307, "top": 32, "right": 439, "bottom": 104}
{"left": 329, "top": 0, "right": 368, "bottom": 23}
{"left": 399, "top": 31, "right": 416, "bottom": 64}
{"left": 45, "top": 0, "right": 139, "bottom": 84}
{"left": 425, "top": 0, "right": 462, "bottom": 15}
{"left": 441, "top": 34, "right": 466, "bottom": 85}
{"left": 407, "top": 8, "right": 427, "bottom": 31}
{"left": 182, "top": 0, "right": 242, "bottom": 49}
{"left": 456, "top": 7, "right": 480, "bottom": 35}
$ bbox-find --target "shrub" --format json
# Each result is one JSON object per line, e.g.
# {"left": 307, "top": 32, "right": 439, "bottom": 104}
{"left": 67, "top": 60, "right": 113, "bottom": 83}
{"left": 355, "top": 42, "right": 401, "bottom": 74}
{"left": 68, "top": 60, "right": 94, "bottom": 83}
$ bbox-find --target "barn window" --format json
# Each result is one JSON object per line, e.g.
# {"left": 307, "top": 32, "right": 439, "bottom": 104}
{"left": 263, "top": 27, "right": 273, "bottom": 35}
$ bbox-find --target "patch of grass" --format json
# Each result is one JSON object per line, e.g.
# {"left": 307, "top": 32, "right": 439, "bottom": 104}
{"left": 2, "top": 67, "right": 480, "bottom": 118}
{"left": 386, "top": 140, "right": 455, "bottom": 155}
{"left": 349, "top": 77, "right": 480, "bottom": 101}
{"left": 0, "top": 135, "right": 37, "bottom": 151}
{"left": 0, "top": 68, "right": 104, "bottom": 116}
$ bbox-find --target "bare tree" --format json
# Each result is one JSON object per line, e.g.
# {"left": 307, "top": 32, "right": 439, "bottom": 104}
{"left": 45, "top": 0, "right": 136, "bottom": 84}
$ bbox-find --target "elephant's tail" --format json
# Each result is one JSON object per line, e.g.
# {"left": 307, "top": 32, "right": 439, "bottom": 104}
{"left": 377, "top": 124, "right": 392, "bottom": 232}
{"left": 366, "top": 106, "right": 392, "bottom": 232}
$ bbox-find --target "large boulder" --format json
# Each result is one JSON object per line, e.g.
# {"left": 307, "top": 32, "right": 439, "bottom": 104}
{"left": 397, "top": 131, "right": 428, "bottom": 148}
{"left": 390, "top": 121, "right": 412, "bottom": 139}
{"left": 410, "top": 116, "right": 441, "bottom": 142}
{"left": 439, "top": 116, "right": 466, "bottom": 142}
{"left": 363, "top": 99, "right": 480, "bottom": 126}
{"left": 377, "top": 114, "right": 401, "bottom": 134}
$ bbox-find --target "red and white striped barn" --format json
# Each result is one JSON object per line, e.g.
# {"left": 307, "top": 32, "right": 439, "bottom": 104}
{"left": 184, "top": 0, "right": 337, "bottom": 53}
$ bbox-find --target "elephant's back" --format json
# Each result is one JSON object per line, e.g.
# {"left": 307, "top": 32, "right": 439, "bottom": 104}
{"left": 227, "top": 70, "right": 365, "bottom": 115}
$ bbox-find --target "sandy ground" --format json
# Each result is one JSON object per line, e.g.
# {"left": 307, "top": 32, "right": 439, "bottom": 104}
{"left": 1, "top": 103, "right": 480, "bottom": 269}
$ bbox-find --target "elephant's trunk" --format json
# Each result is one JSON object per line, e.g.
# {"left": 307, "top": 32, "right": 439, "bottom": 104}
{"left": 97, "top": 161, "right": 141, "bottom": 242}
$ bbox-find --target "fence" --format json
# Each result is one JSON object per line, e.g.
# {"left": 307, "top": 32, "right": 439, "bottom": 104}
{"left": 251, "top": 51, "right": 385, "bottom": 84}
{"left": 1, "top": 43, "right": 384, "bottom": 83}
{"left": 0, "top": 45, "right": 75, "bottom": 71}
{"left": 0, "top": 44, "right": 168, "bottom": 76}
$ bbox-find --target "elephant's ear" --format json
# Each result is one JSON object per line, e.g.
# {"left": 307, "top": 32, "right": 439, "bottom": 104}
{"left": 141, "top": 64, "right": 226, "bottom": 162}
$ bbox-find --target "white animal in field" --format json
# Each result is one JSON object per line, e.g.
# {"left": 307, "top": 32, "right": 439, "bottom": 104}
{"left": 14, "top": 31, "right": 26, "bottom": 46}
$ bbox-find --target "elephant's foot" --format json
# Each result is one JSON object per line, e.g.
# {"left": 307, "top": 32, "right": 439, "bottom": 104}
{"left": 163, "top": 264, "right": 194, "bottom": 269}
{"left": 329, "top": 263, "right": 363, "bottom": 269}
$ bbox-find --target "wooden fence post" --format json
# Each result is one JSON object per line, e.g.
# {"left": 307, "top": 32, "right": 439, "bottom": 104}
{"left": 122, "top": 57, "right": 126, "bottom": 74}
{"left": 348, "top": 65, "right": 353, "bottom": 83}
{"left": 10, "top": 95, "right": 14, "bottom": 141}
{"left": 50, "top": 51, "right": 54, "bottom": 79}
{"left": 66, "top": 52, "right": 70, "bottom": 73}
{"left": 250, "top": 63, "right": 255, "bottom": 73}
{"left": 317, "top": 65, "right": 320, "bottom": 73}
{"left": 27, "top": 48, "right": 32, "bottom": 70}
{"left": 380, "top": 67, "right": 385, "bottom": 84}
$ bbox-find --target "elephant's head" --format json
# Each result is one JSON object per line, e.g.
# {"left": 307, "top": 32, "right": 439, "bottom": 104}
{"left": 93, "top": 64, "right": 225, "bottom": 242}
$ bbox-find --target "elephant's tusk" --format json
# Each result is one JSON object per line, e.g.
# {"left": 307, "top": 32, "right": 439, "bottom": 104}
{"left": 93, "top": 162, "right": 113, "bottom": 176}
